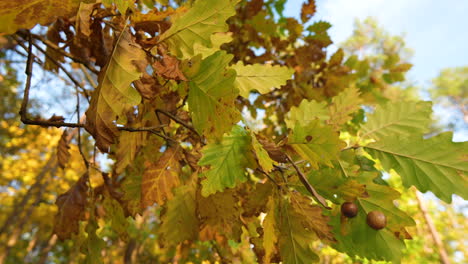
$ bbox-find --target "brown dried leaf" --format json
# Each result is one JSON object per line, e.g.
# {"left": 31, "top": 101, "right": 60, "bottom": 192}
{"left": 153, "top": 47, "right": 188, "bottom": 81}
{"left": 0, "top": 0, "right": 85, "bottom": 35}
{"left": 75, "top": 2, "right": 94, "bottom": 38}
{"left": 141, "top": 146, "right": 183, "bottom": 208}
{"left": 290, "top": 192, "right": 336, "bottom": 242}
{"left": 198, "top": 189, "right": 242, "bottom": 241}
{"left": 44, "top": 22, "right": 65, "bottom": 72}
{"left": 53, "top": 174, "right": 88, "bottom": 240}
{"left": 57, "top": 130, "right": 71, "bottom": 169}
{"left": 301, "top": 0, "right": 316, "bottom": 23}
{"left": 132, "top": 8, "right": 175, "bottom": 35}
{"left": 257, "top": 136, "right": 288, "bottom": 163}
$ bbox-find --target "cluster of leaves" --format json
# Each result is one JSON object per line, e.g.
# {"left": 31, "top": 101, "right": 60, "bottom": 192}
{"left": 0, "top": 0, "right": 466, "bottom": 263}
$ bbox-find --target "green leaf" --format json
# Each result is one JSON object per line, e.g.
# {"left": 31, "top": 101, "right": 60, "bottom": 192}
{"left": 85, "top": 28, "right": 145, "bottom": 152}
{"left": 192, "top": 32, "right": 233, "bottom": 59}
{"left": 286, "top": 99, "right": 329, "bottom": 128}
{"left": 289, "top": 120, "right": 345, "bottom": 169}
{"left": 83, "top": 219, "right": 105, "bottom": 264}
{"left": 277, "top": 195, "right": 319, "bottom": 264}
{"left": 251, "top": 133, "right": 277, "bottom": 172}
{"left": 186, "top": 51, "right": 240, "bottom": 139}
{"left": 160, "top": 184, "right": 198, "bottom": 244}
{"left": 360, "top": 101, "right": 432, "bottom": 141}
{"left": 331, "top": 172, "right": 414, "bottom": 263}
{"left": 328, "top": 86, "right": 363, "bottom": 129}
{"left": 103, "top": 195, "right": 129, "bottom": 241}
{"left": 365, "top": 132, "right": 468, "bottom": 202}
{"left": 230, "top": 61, "right": 294, "bottom": 97}
{"left": 159, "top": 0, "right": 238, "bottom": 58}
{"left": 199, "top": 126, "right": 254, "bottom": 196}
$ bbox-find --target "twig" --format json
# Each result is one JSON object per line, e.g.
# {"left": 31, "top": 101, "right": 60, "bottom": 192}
{"left": 76, "top": 87, "right": 89, "bottom": 169}
{"left": 13, "top": 34, "right": 91, "bottom": 101}
{"left": 26, "top": 32, "right": 99, "bottom": 74}
{"left": 155, "top": 108, "right": 199, "bottom": 136}
{"left": 19, "top": 31, "right": 34, "bottom": 124}
{"left": 285, "top": 154, "right": 330, "bottom": 209}
{"left": 256, "top": 168, "right": 280, "bottom": 187}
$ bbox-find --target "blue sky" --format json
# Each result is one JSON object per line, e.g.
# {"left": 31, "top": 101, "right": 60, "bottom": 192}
{"left": 284, "top": 0, "right": 468, "bottom": 140}
{"left": 285, "top": 0, "right": 468, "bottom": 86}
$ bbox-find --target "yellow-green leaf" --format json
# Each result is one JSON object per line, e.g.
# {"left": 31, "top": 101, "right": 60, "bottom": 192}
{"left": 186, "top": 51, "right": 240, "bottom": 139}
{"left": 158, "top": 0, "right": 238, "bottom": 58}
{"left": 85, "top": 28, "right": 145, "bottom": 152}
{"left": 230, "top": 61, "right": 294, "bottom": 98}
{"left": 286, "top": 99, "right": 329, "bottom": 128}
{"left": 199, "top": 126, "right": 254, "bottom": 196}
{"left": 289, "top": 120, "right": 345, "bottom": 169}
{"left": 328, "top": 86, "right": 363, "bottom": 129}
{"left": 252, "top": 133, "right": 277, "bottom": 172}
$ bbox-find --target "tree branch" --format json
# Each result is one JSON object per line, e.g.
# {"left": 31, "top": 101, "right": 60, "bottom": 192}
{"left": 285, "top": 154, "right": 330, "bottom": 209}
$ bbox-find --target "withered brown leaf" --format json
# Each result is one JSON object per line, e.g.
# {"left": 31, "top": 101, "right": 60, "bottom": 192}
{"left": 57, "top": 130, "right": 71, "bottom": 169}
{"left": 141, "top": 146, "right": 183, "bottom": 208}
{"left": 53, "top": 174, "right": 88, "bottom": 240}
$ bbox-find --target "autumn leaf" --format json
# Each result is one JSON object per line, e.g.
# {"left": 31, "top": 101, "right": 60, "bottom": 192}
{"left": 199, "top": 126, "right": 254, "bottom": 196}
{"left": 115, "top": 130, "right": 146, "bottom": 174}
{"left": 198, "top": 189, "right": 242, "bottom": 241}
{"left": 85, "top": 28, "right": 145, "bottom": 152}
{"left": 160, "top": 183, "right": 199, "bottom": 244}
{"left": 53, "top": 174, "right": 88, "bottom": 240}
{"left": 158, "top": 0, "right": 238, "bottom": 58}
{"left": 263, "top": 196, "right": 278, "bottom": 264}
{"left": 290, "top": 192, "right": 335, "bottom": 242}
{"left": 141, "top": 146, "right": 183, "bottom": 207}
{"left": 251, "top": 133, "right": 277, "bottom": 173}
{"left": 0, "top": 0, "right": 89, "bottom": 34}
{"left": 328, "top": 86, "right": 363, "bottom": 129}
{"left": 277, "top": 195, "right": 320, "bottom": 263}
{"left": 57, "top": 130, "right": 71, "bottom": 169}
{"left": 230, "top": 61, "right": 294, "bottom": 98}
{"left": 185, "top": 51, "right": 240, "bottom": 139}
{"left": 365, "top": 132, "right": 468, "bottom": 202}
{"left": 360, "top": 101, "right": 432, "bottom": 141}
{"left": 286, "top": 99, "right": 329, "bottom": 128}
{"left": 300, "top": 0, "right": 316, "bottom": 23}
{"left": 288, "top": 120, "right": 345, "bottom": 169}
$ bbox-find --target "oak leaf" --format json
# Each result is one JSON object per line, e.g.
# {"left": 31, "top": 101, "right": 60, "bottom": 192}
{"left": 53, "top": 174, "right": 88, "bottom": 240}
{"left": 141, "top": 146, "right": 183, "bottom": 208}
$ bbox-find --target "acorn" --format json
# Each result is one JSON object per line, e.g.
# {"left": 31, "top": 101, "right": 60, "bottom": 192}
{"left": 366, "top": 211, "right": 387, "bottom": 230}
{"left": 341, "top": 202, "right": 358, "bottom": 218}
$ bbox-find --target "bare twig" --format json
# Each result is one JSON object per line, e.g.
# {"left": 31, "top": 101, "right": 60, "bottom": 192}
{"left": 13, "top": 34, "right": 91, "bottom": 101}
{"left": 256, "top": 168, "right": 280, "bottom": 187}
{"left": 27, "top": 32, "right": 99, "bottom": 74}
{"left": 76, "top": 88, "right": 89, "bottom": 169}
{"left": 155, "top": 108, "right": 199, "bottom": 136}
{"left": 285, "top": 154, "right": 330, "bottom": 209}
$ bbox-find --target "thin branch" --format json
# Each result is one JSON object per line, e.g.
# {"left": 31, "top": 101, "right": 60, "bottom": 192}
{"left": 155, "top": 108, "right": 200, "bottom": 136}
{"left": 18, "top": 31, "right": 34, "bottom": 124}
{"left": 256, "top": 168, "right": 280, "bottom": 187}
{"left": 13, "top": 34, "right": 91, "bottom": 101}
{"left": 285, "top": 154, "right": 330, "bottom": 209}
{"left": 27, "top": 32, "right": 99, "bottom": 75}
{"left": 76, "top": 87, "right": 89, "bottom": 169}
